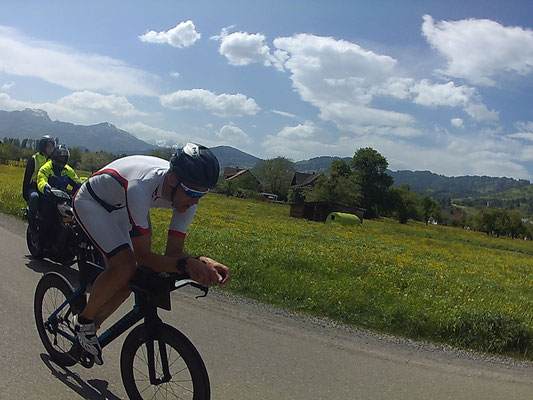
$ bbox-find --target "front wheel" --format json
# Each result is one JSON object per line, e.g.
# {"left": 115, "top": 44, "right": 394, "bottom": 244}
{"left": 120, "top": 323, "right": 210, "bottom": 400}
{"left": 34, "top": 272, "right": 86, "bottom": 367}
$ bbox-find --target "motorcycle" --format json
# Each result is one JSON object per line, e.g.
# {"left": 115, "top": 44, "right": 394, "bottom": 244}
{"left": 23, "top": 180, "right": 104, "bottom": 269}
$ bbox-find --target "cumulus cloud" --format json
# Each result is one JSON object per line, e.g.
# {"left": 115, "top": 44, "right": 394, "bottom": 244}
{"left": 272, "top": 34, "right": 422, "bottom": 136}
{"left": 508, "top": 121, "right": 533, "bottom": 141}
{"left": 57, "top": 91, "right": 146, "bottom": 117}
{"left": 217, "top": 124, "right": 253, "bottom": 144}
{"left": 410, "top": 79, "right": 475, "bottom": 107}
{"left": 160, "top": 89, "right": 260, "bottom": 117}
{"left": 120, "top": 122, "right": 186, "bottom": 146}
{"left": 0, "top": 90, "right": 145, "bottom": 123}
{"left": 211, "top": 27, "right": 282, "bottom": 70}
{"left": 0, "top": 26, "right": 157, "bottom": 96}
{"left": 139, "top": 20, "right": 201, "bottom": 48}
{"left": 422, "top": 14, "right": 533, "bottom": 86}
{"left": 451, "top": 118, "right": 464, "bottom": 128}
{"left": 262, "top": 121, "right": 338, "bottom": 159}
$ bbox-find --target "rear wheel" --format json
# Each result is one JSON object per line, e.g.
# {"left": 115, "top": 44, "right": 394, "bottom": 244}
{"left": 34, "top": 273, "right": 86, "bottom": 366}
{"left": 120, "top": 323, "right": 210, "bottom": 400}
{"left": 26, "top": 224, "right": 44, "bottom": 259}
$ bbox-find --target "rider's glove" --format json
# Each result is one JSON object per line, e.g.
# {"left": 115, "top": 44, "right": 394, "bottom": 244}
{"left": 44, "top": 184, "right": 52, "bottom": 195}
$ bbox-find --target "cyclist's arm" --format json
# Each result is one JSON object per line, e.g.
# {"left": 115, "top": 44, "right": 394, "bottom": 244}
{"left": 131, "top": 234, "right": 224, "bottom": 286}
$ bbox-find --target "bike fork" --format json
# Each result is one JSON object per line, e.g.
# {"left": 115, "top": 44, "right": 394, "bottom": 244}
{"left": 145, "top": 319, "right": 171, "bottom": 385}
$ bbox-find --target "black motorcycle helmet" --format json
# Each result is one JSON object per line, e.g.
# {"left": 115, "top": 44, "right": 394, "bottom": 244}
{"left": 169, "top": 143, "right": 220, "bottom": 188}
{"left": 38, "top": 135, "right": 55, "bottom": 154}
{"left": 51, "top": 144, "right": 70, "bottom": 169}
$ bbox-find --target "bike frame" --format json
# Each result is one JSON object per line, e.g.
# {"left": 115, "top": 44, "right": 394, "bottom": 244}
{"left": 46, "top": 269, "right": 206, "bottom": 385}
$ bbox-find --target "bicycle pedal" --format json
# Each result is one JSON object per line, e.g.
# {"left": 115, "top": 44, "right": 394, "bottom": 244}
{"left": 79, "top": 353, "right": 95, "bottom": 369}
{"left": 72, "top": 341, "right": 95, "bottom": 369}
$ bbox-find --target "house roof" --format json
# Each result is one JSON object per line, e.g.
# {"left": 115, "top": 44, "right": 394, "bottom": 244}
{"left": 226, "top": 169, "right": 250, "bottom": 181}
{"left": 291, "top": 172, "right": 322, "bottom": 187}
{"left": 224, "top": 166, "right": 244, "bottom": 179}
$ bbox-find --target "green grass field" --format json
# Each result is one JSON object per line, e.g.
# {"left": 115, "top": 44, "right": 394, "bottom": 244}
{"left": 2, "top": 164, "right": 533, "bottom": 359}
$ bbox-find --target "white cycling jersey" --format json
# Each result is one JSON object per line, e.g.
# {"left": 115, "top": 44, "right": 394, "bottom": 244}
{"left": 73, "top": 155, "right": 196, "bottom": 257}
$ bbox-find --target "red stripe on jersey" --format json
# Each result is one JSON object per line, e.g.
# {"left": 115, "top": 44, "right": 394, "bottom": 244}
{"left": 168, "top": 230, "right": 186, "bottom": 239}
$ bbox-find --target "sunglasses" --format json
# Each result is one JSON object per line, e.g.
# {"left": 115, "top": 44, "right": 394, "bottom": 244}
{"left": 180, "top": 182, "right": 209, "bottom": 198}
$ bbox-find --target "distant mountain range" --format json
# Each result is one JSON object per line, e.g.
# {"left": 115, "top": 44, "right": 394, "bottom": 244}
{"left": 1, "top": 108, "right": 531, "bottom": 209}
{"left": 0, "top": 108, "right": 155, "bottom": 154}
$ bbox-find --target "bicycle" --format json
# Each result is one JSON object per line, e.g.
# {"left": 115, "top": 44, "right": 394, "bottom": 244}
{"left": 34, "top": 252, "right": 212, "bottom": 400}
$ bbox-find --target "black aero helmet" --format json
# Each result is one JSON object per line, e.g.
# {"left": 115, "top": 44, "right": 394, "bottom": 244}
{"left": 169, "top": 143, "right": 220, "bottom": 188}
{"left": 51, "top": 144, "right": 70, "bottom": 168}
{"left": 39, "top": 135, "right": 54, "bottom": 153}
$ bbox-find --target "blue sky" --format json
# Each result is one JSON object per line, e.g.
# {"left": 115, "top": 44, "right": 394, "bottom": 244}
{"left": 1, "top": 1, "right": 533, "bottom": 180}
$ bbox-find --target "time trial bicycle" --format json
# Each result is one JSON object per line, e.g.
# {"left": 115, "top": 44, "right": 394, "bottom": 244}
{"left": 34, "top": 252, "right": 211, "bottom": 399}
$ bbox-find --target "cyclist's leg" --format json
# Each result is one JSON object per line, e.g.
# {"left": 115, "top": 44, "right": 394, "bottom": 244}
{"left": 93, "top": 286, "right": 131, "bottom": 330}
{"left": 80, "top": 248, "right": 136, "bottom": 322}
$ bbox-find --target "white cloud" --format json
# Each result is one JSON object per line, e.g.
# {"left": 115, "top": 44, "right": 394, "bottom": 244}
{"left": 57, "top": 91, "right": 146, "bottom": 117}
{"left": 120, "top": 122, "right": 186, "bottom": 147}
{"left": 1, "top": 81, "right": 14, "bottom": 90}
{"left": 271, "top": 109, "right": 296, "bottom": 118}
{"left": 507, "top": 121, "right": 533, "bottom": 141}
{"left": 139, "top": 20, "right": 201, "bottom": 48}
{"left": 0, "top": 26, "right": 157, "bottom": 96}
{"left": 273, "top": 34, "right": 420, "bottom": 136}
{"left": 262, "top": 121, "right": 337, "bottom": 159}
{"left": 217, "top": 124, "right": 252, "bottom": 144}
{"left": 410, "top": 79, "right": 475, "bottom": 107}
{"left": 451, "top": 118, "right": 464, "bottom": 128}
{"left": 421, "top": 14, "right": 533, "bottom": 86}
{"left": 0, "top": 90, "right": 145, "bottom": 123}
{"left": 211, "top": 28, "right": 282, "bottom": 70}
{"left": 160, "top": 89, "right": 260, "bottom": 117}
{"left": 463, "top": 102, "right": 499, "bottom": 122}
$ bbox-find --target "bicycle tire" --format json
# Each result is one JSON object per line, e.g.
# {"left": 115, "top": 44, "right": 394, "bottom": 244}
{"left": 34, "top": 272, "right": 86, "bottom": 367}
{"left": 120, "top": 323, "right": 210, "bottom": 400}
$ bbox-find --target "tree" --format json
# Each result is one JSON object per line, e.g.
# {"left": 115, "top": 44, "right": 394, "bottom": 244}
{"left": 420, "top": 195, "right": 441, "bottom": 225}
{"left": 350, "top": 147, "right": 393, "bottom": 218}
{"left": 150, "top": 147, "right": 175, "bottom": 160}
{"left": 253, "top": 157, "right": 295, "bottom": 201}
{"left": 386, "top": 185, "right": 421, "bottom": 224}
{"left": 69, "top": 147, "right": 83, "bottom": 169}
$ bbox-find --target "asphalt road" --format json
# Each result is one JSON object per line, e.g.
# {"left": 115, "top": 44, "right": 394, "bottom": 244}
{"left": 0, "top": 212, "right": 532, "bottom": 400}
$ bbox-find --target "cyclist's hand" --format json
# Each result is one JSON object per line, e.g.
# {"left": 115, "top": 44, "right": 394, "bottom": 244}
{"left": 186, "top": 257, "right": 230, "bottom": 286}
{"left": 199, "top": 256, "right": 230, "bottom": 285}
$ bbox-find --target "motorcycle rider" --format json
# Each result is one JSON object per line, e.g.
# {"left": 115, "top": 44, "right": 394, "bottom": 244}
{"left": 22, "top": 135, "right": 55, "bottom": 227}
{"left": 37, "top": 145, "right": 83, "bottom": 227}
{"left": 37, "top": 144, "right": 82, "bottom": 195}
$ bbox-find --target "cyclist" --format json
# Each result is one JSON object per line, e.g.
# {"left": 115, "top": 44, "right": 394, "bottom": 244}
{"left": 72, "top": 142, "right": 230, "bottom": 365}
{"left": 22, "top": 135, "right": 54, "bottom": 227}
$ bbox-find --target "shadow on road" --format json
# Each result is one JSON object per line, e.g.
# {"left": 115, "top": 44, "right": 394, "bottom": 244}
{"left": 25, "top": 256, "right": 80, "bottom": 287}
{"left": 40, "top": 353, "right": 122, "bottom": 400}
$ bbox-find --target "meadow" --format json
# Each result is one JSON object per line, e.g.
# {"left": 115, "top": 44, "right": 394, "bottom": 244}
{"left": 2, "top": 164, "right": 532, "bottom": 359}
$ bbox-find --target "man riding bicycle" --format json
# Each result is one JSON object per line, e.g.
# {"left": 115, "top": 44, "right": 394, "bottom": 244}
{"left": 72, "top": 143, "right": 230, "bottom": 365}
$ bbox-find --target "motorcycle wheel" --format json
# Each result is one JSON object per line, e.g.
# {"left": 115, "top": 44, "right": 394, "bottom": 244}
{"left": 27, "top": 224, "right": 44, "bottom": 259}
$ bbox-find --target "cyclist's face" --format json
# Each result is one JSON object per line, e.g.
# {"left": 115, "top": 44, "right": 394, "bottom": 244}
{"left": 172, "top": 181, "right": 207, "bottom": 212}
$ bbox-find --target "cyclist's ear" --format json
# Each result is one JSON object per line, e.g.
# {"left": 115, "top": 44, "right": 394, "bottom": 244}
{"left": 167, "top": 171, "right": 179, "bottom": 187}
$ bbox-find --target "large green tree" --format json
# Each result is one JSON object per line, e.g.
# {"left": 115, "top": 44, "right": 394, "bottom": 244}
{"left": 305, "top": 160, "right": 362, "bottom": 207}
{"left": 350, "top": 147, "right": 393, "bottom": 218}
{"left": 253, "top": 156, "right": 295, "bottom": 201}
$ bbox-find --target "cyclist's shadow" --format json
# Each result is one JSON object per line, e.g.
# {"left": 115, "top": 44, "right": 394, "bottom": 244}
{"left": 40, "top": 353, "right": 122, "bottom": 400}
